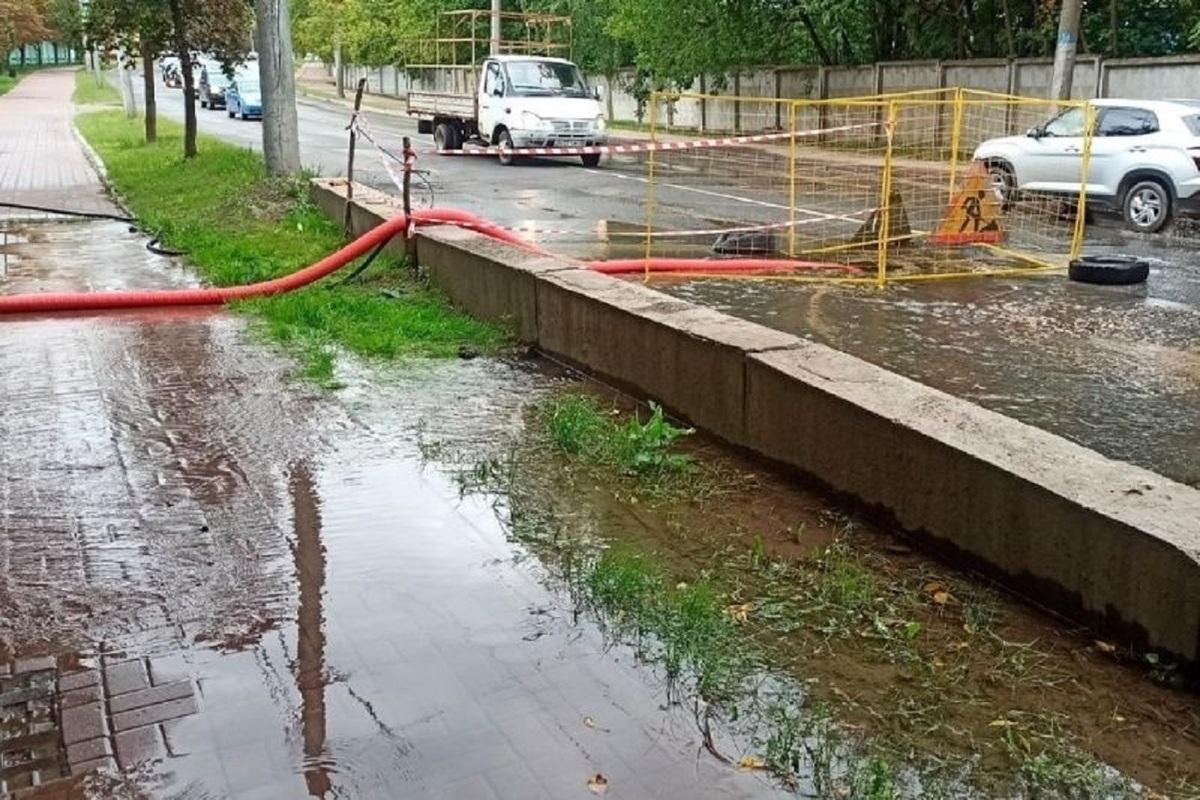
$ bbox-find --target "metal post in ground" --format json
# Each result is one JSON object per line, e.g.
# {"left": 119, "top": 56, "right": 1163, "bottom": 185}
{"left": 343, "top": 78, "right": 367, "bottom": 235}
{"left": 402, "top": 137, "right": 417, "bottom": 265}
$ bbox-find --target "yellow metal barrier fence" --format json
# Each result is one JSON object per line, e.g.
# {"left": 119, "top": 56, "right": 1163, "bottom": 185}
{"left": 642, "top": 88, "right": 1093, "bottom": 286}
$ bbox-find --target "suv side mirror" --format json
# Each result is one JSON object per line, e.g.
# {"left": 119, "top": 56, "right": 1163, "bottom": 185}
{"left": 594, "top": 85, "right": 604, "bottom": 101}
{"left": 1026, "top": 125, "right": 1045, "bottom": 139}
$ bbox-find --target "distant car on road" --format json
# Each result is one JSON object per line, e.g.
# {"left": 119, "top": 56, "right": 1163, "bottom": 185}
{"left": 226, "top": 78, "right": 262, "bottom": 120}
{"left": 160, "top": 57, "right": 181, "bottom": 88}
{"left": 973, "top": 98, "right": 1200, "bottom": 233}
{"left": 198, "top": 64, "right": 234, "bottom": 110}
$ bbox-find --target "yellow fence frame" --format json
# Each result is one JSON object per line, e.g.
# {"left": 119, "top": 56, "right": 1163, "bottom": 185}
{"left": 642, "top": 87, "right": 1093, "bottom": 286}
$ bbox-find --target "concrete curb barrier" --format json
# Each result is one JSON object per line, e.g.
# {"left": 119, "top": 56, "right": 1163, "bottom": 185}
{"left": 310, "top": 176, "right": 1200, "bottom": 664}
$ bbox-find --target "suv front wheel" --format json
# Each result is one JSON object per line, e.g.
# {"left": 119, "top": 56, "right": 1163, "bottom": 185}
{"left": 1122, "top": 179, "right": 1172, "bottom": 234}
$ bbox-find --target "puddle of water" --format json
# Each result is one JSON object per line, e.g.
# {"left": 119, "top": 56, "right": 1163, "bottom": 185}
{"left": 659, "top": 258, "right": 1200, "bottom": 485}
{"left": 0, "top": 220, "right": 195, "bottom": 296}
{"left": 422, "top": 385, "right": 1200, "bottom": 798}
{"left": 0, "top": 220, "right": 790, "bottom": 799}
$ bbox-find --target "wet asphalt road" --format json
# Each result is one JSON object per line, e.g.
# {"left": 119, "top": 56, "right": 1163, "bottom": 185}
{"left": 137, "top": 80, "right": 1200, "bottom": 483}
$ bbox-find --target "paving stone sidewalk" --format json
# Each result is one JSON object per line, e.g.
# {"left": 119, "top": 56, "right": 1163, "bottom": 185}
{"left": 0, "top": 69, "right": 122, "bottom": 220}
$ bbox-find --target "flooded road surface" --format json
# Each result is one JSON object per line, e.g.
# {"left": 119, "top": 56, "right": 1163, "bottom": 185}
{"left": 0, "top": 223, "right": 790, "bottom": 798}
{"left": 660, "top": 221, "right": 1200, "bottom": 486}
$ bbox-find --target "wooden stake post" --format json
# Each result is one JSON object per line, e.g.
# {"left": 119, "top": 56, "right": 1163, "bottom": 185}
{"left": 343, "top": 78, "right": 367, "bottom": 234}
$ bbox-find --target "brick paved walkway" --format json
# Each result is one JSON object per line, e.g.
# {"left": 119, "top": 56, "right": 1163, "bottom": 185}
{"left": 0, "top": 69, "right": 122, "bottom": 220}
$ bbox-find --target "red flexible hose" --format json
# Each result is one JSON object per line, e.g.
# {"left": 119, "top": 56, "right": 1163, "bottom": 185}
{"left": 0, "top": 207, "right": 858, "bottom": 316}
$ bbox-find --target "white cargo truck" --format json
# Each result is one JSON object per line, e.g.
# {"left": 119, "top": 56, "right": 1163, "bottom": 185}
{"left": 407, "top": 54, "right": 608, "bottom": 167}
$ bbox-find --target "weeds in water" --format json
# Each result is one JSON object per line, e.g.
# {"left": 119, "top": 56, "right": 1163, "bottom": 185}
{"left": 542, "top": 393, "right": 695, "bottom": 488}
{"left": 852, "top": 757, "right": 902, "bottom": 800}
{"left": 296, "top": 340, "right": 343, "bottom": 389}
{"left": 546, "top": 393, "right": 610, "bottom": 458}
{"left": 999, "top": 714, "right": 1139, "bottom": 798}
{"left": 423, "top": 431, "right": 1167, "bottom": 800}
{"left": 586, "top": 548, "right": 752, "bottom": 702}
{"left": 617, "top": 402, "right": 695, "bottom": 475}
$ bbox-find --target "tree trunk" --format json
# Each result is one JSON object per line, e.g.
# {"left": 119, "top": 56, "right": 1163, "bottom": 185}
{"left": 120, "top": 49, "right": 138, "bottom": 119}
{"left": 169, "top": 0, "right": 198, "bottom": 158}
{"left": 794, "top": 5, "right": 834, "bottom": 65}
{"left": 142, "top": 51, "right": 157, "bottom": 144}
{"left": 999, "top": 0, "right": 1017, "bottom": 58}
{"left": 255, "top": 0, "right": 302, "bottom": 175}
{"left": 333, "top": 37, "right": 344, "bottom": 98}
{"left": 1109, "top": 0, "right": 1119, "bottom": 55}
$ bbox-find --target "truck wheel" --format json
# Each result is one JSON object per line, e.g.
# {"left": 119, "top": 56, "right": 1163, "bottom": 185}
{"left": 434, "top": 123, "right": 455, "bottom": 152}
{"left": 497, "top": 129, "right": 516, "bottom": 166}
{"left": 580, "top": 152, "right": 601, "bottom": 167}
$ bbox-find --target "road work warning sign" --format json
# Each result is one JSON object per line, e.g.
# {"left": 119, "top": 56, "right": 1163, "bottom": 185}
{"left": 929, "top": 160, "right": 1004, "bottom": 245}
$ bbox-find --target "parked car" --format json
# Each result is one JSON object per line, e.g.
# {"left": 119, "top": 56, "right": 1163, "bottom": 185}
{"left": 226, "top": 78, "right": 262, "bottom": 120}
{"left": 198, "top": 64, "right": 234, "bottom": 109}
{"left": 973, "top": 98, "right": 1200, "bottom": 233}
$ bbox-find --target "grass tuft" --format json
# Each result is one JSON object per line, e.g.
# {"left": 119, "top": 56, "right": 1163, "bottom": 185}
{"left": 542, "top": 393, "right": 695, "bottom": 483}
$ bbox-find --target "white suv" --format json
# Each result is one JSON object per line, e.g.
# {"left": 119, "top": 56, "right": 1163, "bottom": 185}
{"left": 973, "top": 98, "right": 1200, "bottom": 233}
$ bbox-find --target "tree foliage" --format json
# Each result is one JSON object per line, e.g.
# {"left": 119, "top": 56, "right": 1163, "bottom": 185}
{"left": 289, "top": 0, "right": 1200, "bottom": 87}
{"left": 1, "top": 0, "right": 54, "bottom": 56}
{"left": 83, "top": 0, "right": 255, "bottom": 157}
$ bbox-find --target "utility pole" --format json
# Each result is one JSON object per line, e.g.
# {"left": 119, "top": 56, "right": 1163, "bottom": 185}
{"left": 255, "top": 0, "right": 302, "bottom": 175}
{"left": 1049, "top": 0, "right": 1084, "bottom": 101}
{"left": 490, "top": 0, "right": 501, "bottom": 55}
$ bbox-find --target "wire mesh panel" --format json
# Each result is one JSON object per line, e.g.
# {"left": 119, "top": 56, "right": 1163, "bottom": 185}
{"left": 640, "top": 89, "right": 1091, "bottom": 285}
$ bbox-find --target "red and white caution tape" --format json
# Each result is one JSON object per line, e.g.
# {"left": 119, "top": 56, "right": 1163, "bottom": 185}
{"left": 433, "top": 122, "right": 881, "bottom": 157}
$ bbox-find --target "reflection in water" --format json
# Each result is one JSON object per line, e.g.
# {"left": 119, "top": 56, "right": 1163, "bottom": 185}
{"left": 290, "top": 461, "right": 332, "bottom": 797}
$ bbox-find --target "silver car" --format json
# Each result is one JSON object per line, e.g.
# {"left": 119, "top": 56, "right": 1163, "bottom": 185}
{"left": 973, "top": 98, "right": 1200, "bottom": 233}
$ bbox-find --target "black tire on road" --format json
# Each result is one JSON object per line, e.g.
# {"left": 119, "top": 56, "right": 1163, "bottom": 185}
{"left": 1067, "top": 255, "right": 1150, "bottom": 286}
{"left": 201, "top": 98, "right": 208, "bottom": 109}
{"left": 497, "top": 129, "right": 516, "bottom": 166}
{"left": 1122, "top": 179, "right": 1172, "bottom": 233}
{"left": 228, "top": 107, "right": 235, "bottom": 118}
{"left": 580, "top": 152, "right": 601, "bottom": 167}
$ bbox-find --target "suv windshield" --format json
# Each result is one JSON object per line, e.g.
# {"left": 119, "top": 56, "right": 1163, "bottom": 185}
{"left": 503, "top": 60, "right": 590, "bottom": 98}
{"left": 1041, "top": 107, "right": 1086, "bottom": 137}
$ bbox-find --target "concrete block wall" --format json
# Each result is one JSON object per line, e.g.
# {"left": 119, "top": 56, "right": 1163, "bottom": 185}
{"left": 311, "top": 177, "right": 1200, "bottom": 663}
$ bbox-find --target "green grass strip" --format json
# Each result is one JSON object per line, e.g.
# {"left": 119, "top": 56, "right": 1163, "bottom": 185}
{"left": 72, "top": 69, "right": 121, "bottom": 105}
{"left": 74, "top": 111, "right": 505, "bottom": 385}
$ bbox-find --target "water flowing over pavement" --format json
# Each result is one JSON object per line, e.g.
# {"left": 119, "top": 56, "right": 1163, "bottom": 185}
{"left": 1, "top": 71, "right": 791, "bottom": 799}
